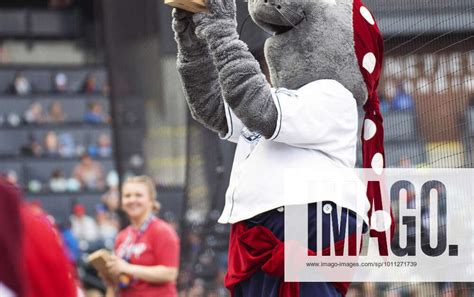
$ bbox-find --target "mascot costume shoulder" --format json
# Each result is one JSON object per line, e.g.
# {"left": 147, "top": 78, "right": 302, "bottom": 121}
{"left": 173, "top": 0, "right": 390, "bottom": 296}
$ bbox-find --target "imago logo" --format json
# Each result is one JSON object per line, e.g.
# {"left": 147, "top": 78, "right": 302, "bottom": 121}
{"left": 390, "top": 180, "right": 457, "bottom": 257}
{"left": 283, "top": 168, "right": 474, "bottom": 282}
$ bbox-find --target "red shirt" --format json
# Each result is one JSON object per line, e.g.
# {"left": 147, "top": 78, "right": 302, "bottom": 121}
{"left": 22, "top": 204, "right": 78, "bottom": 297}
{"left": 0, "top": 180, "right": 24, "bottom": 297}
{"left": 115, "top": 217, "right": 180, "bottom": 297}
{"left": 0, "top": 179, "right": 77, "bottom": 297}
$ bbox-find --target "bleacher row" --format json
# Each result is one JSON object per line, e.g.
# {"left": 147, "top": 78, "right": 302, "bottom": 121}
{"left": 0, "top": 94, "right": 109, "bottom": 122}
{"left": 0, "top": 68, "right": 108, "bottom": 93}
{"left": 0, "top": 67, "right": 116, "bottom": 220}
{"left": 382, "top": 52, "right": 474, "bottom": 79}
{"left": 381, "top": 75, "right": 474, "bottom": 95}
{"left": 0, "top": 157, "right": 115, "bottom": 184}
{"left": 357, "top": 108, "right": 474, "bottom": 168}
{"left": 0, "top": 125, "right": 111, "bottom": 152}
{"left": 381, "top": 52, "right": 474, "bottom": 96}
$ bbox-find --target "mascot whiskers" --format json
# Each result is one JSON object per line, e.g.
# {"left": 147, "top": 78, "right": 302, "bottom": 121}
{"left": 173, "top": 0, "right": 390, "bottom": 295}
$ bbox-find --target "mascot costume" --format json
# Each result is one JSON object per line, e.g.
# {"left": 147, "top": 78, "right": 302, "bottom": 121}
{"left": 173, "top": 0, "right": 390, "bottom": 295}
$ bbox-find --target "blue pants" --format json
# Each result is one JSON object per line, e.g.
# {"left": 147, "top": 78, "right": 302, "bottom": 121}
{"left": 233, "top": 202, "right": 360, "bottom": 297}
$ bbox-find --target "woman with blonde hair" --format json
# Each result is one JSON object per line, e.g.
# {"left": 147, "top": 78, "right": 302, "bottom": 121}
{"left": 105, "top": 176, "right": 180, "bottom": 297}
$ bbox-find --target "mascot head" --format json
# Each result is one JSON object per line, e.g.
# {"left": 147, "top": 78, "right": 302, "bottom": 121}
{"left": 248, "top": 0, "right": 383, "bottom": 106}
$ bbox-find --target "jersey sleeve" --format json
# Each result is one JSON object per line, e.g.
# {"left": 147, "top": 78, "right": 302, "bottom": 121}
{"left": 219, "top": 101, "right": 245, "bottom": 143}
{"left": 152, "top": 223, "right": 180, "bottom": 268}
{"left": 268, "top": 82, "right": 358, "bottom": 153}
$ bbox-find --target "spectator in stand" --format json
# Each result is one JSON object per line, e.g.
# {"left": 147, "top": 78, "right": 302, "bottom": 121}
{"left": 72, "top": 153, "right": 105, "bottom": 190}
{"left": 4, "top": 170, "right": 18, "bottom": 185}
{"left": 84, "top": 102, "right": 109, "bottom": 124}
{"left": 88, "top": 133, "right": 112, "bottom": 157}
{"left": 43, "top": 131, "right": 60, "bottom": 156}
{"left": 49, "top": 169, "right": 68, "bottom": 192}
{"left": 47, "top": 101, "right": 67, "bottom": 122}
{"left": 102, "top": 186, "right": 120, "bottom": 212}
{"left": 100, "top": 186, "right": 121, "bottom": 232}
{"left": 103, "top": 176, "right": 180, "bottom": 297}
{"left": 186, "top": 230, "right": 202, "bottom": 265}
{"left": 378, "top": 90, "right": 392, "bottom": 114}
{"left": 58, "top": 220, "right": 81, "bottom": 264}
{"left": 10, "top": 71, "right": 31, "bottom": 96}
{"left": 70, "top": 203, "right": 99, "bottom": 243}
{"left": 24, "top": 101, "right": 46, "bottom": 124}
{"left": 58, "top": 132, "right": 76, "bottom": 157}
{"left": 346, "top": 284, "right": 363, "bottom": 297}
{"left": 83, "top": 72, "right": 99, "bottom": 94}
{"left": 398, "top": 156, "right": 413, "bottom": 168}
{"left": 162, "top": 211, "right": 179, "bottom": 232}
{"left": 54, "top": 72, "right": 68, "bottom": 93}
{"left": 391, "top": 84, "right": 414, "bottom": 111}
{"left": 95, "top": 204, "right": 118, "bottom": 245}
{"left": 187, "top": 279, "right": 205, "bottom": 297}
{"left": 440, "top": 283, "right": 457, "bottom": 297}
{"left": 21, "top": 133, "right": 43, "bottom": 156}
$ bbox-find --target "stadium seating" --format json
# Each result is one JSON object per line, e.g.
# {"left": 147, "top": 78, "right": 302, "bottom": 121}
{"left": 0, "top": 66, "right": 115, "bottom": 219}
{"left": 0, "top": 131, "right": 27, "bottom": 155}
{"left": 24, "top": 159, "right": 115, "bottom": 183}
{"left": 0, "top": 8, "right": 81, "bottom": 39}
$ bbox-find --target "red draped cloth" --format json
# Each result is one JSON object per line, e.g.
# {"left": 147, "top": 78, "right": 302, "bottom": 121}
{"left": 225, "top": 222, "right": 358, "bottom": 297}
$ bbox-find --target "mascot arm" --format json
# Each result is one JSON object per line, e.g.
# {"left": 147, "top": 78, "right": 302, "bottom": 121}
{"left": 173, "top": 8, "right": 228, "bottom": 136}
{"left": 193, "top": 0, "right": 278, "bottom": 139}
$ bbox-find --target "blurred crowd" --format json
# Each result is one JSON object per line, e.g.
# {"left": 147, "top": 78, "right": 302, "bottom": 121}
{"left": 0, "top": 70, "right": 115, "bottom": 194}
{"left": 177, "top": 210, "right": 230, "bottom": 297}
{"left": 60, "top": 187, "right": 121, "bottom": 257}
{"left": 10, "top": 71, "right": 107, "bottom": 96}
{"left": 347, "top": 282, "right": 472, "bottom": 297}
{"left": 379, "top": 83, "right": 414, "bottom": 113}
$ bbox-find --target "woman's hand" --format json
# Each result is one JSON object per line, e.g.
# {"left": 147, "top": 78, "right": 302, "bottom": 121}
{"left": 98, "top": 271, "right": 116, "bottom": 288}
{"left": 106, "top": 257, "right": 179, "bottom": 284}
{"left": 106, "top": 255, "right": 131, "bottom": 278}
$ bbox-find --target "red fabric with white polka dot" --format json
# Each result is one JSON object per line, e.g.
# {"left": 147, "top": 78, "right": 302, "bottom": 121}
{"left": 353, "top": 0, "right": 395, "bottom": 255}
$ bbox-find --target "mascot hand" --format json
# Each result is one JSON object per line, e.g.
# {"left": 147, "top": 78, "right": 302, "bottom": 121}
{"left": 172, "top": 8, "right": 207, "bottom": 59}
{"left": 193, "top": 0, "right": 237, "bottom": 40}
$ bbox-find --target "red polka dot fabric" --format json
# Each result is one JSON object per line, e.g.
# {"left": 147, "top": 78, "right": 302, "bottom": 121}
{"left": 353, "top": 0, "right": 395, "bottom": 255}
